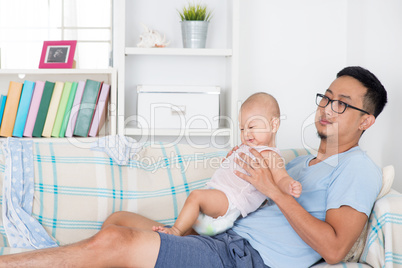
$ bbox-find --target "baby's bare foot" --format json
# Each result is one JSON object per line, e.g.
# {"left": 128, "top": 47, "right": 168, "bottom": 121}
{"left": 152, "top": 226, "right": 163, "bottom": 232}
{"left": 153, "top": 226, "right": 183, "bottom": 236}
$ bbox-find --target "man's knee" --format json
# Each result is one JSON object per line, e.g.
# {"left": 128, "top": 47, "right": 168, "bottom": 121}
{"left": 87, "top": 224, "right": 150, "bottom": 266}
{"left": 102, "top": 211, "right": 131, "bottom": 228}
{"left": 91, "top": 224, "right": 131, "bottom": 250}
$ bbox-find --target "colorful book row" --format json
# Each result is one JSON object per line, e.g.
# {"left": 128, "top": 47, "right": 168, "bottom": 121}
{"left": 0, "top": 79, "right": 110, "bottom": 138}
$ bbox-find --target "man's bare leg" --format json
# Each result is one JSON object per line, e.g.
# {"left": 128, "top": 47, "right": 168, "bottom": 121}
{"left": 0, "top": 217, "right": 161, "bottom": 267}
{"left": 103, "top": 210, "right": 164, "bottom": 230}
{"left": 104, "top": 210, "right": 198, "bottom": 236}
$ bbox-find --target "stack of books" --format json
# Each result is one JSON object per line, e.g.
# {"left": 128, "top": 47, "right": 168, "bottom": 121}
{"left": 0, "top": 79, "right": 110, "bottom": 138}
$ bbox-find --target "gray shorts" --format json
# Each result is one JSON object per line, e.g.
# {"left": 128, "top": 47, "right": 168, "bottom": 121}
{"left": 155, "top": 229, "right": 268, "bottom": 268}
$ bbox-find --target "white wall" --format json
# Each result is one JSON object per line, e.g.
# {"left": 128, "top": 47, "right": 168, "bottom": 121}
{"left": 346, "top": 0, "right": 402, "bottom": 192}
{"left": 239, "top": 0, "right": 402, "bottom": 192}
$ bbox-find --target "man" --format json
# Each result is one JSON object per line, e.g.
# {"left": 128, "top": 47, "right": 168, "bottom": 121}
{"left": 0, "top": 66, "right": 387, "bottom": 267}
{"left": 232, "top": 66, "right": 386, "bottom": 266}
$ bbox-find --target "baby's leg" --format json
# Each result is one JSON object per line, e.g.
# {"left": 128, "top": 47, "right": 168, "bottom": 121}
{"left": 155, "top": 189, "right": 229, "bottom": 236}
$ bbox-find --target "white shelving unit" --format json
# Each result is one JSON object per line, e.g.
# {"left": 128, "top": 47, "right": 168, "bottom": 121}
{"left": 125, "top": 47, "right": 233, "bottom": 57}
{"left": 113, "top": 0, "right": 239, "bottom": 147}
{"left": 0, "top": 69, "right": 117, "bottom": 136}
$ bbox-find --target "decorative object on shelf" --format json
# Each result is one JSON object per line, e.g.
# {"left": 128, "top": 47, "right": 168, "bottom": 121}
{"left": 137, "top": 24, "right": 170, "bottom": 48}
{"left": 39, "top": 40, "right": 77, "bottom": 69}
{"left": 178, "top": 3, "right": 213, "bottom": 48}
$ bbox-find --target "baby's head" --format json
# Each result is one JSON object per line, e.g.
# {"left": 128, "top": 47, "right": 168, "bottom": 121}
{"left": 239, "top": 92, "right": 280, "bottom": 147}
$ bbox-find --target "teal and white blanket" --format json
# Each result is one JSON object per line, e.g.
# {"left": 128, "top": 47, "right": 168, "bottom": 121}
{"left": 360, "top": 189, "right": 402, "bottom": 267}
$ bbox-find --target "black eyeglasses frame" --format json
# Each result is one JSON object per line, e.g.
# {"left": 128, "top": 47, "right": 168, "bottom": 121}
{"left": 316, "top": 93, "right": 370, "bottom": 115}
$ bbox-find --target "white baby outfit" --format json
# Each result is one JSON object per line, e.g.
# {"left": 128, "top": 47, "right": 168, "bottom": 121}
{"left": 193, "top": 144, "right": 281, "bottom": 236}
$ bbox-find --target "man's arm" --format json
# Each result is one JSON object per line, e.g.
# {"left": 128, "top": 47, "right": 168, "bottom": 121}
{"left": 234, "top": 148, "right": 367, "bottom": 264}
{"left": 272, "top": 192, "right": 367, "bottom": 264}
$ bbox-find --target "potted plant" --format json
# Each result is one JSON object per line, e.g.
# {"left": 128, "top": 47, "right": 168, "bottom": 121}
{"left": 178, "top": 3, "right": 213, "bottom": 48}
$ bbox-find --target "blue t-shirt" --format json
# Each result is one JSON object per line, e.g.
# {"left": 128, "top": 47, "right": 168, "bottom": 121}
{"left": 232, "top": 146, "right": 382, "bottom": 268}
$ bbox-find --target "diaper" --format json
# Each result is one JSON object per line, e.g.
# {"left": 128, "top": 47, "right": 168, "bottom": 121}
{"left": 192, "top": 202, "right": 241, "bottom": 236}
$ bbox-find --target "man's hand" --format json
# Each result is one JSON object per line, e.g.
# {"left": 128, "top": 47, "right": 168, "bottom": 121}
{"left": 233, "top": 147, "right": 283, "bottom": 200}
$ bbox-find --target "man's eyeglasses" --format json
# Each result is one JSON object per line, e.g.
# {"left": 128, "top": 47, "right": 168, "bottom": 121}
{"left": 316, "top": 93, "right": 370, "bottom": 115}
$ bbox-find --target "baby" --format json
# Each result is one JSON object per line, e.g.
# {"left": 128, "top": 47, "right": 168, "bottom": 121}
{"left": 153, "top": 92, "right": 302, "bottom": 236}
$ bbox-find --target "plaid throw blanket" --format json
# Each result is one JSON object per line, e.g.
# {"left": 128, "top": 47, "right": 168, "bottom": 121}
{"left": 360, "top": 189, "right": 402, "bottom": 267}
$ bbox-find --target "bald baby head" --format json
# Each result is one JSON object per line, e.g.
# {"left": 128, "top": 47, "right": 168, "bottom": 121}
{"left": 239, "top": 92, "right": 281, "bottom": 147}
{"left": 241, "top": 92, "right": 280, "bottom": 119}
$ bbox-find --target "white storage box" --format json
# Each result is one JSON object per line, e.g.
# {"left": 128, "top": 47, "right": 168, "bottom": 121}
{"left": 137, "top": 85, "right": 220, "bottom": 129}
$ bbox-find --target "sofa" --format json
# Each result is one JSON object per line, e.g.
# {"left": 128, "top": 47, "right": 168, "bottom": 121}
{"left": 0, "top": 137, "right": 401, "bottom": 267}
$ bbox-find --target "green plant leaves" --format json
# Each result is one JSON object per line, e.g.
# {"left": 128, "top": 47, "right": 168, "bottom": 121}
{"left": 178, "top": 3, "right": 213, "bottom": 21}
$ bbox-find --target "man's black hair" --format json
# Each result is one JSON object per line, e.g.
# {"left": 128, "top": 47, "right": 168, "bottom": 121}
{"left": 337, "top": 66, "right": 387, "bottom": 118}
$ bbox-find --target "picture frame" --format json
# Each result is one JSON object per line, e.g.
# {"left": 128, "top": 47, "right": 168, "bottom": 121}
{"left": 39, "top": 40, "right": 77, "bottom": 69}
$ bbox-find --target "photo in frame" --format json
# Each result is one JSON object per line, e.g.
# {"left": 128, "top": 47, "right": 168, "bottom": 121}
{"left": 39, "top": 40, "right": 77, "bottom": 68}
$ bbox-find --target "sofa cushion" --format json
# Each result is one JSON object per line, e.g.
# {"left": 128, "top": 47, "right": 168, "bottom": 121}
{"left": 33, "top": 140, "right": 231, "bottom": 245}
{"left": 377, "top": 165, "right": 394, "bottom": 200}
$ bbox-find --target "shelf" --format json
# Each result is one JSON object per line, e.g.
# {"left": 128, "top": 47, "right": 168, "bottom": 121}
{"left": 0, "top": 68, "right": 117, "bottom": 136}
{"left": 0, "top": 69, "right": 115, "bottom": 75}
{"left": 125, "top": 47, "right": 233, "bottom": 57}
{"left": 125, "top": 127, "right": 232, "bottom": 137}
{"left": 114, "top": 0, "right": 239, "bottom": 146}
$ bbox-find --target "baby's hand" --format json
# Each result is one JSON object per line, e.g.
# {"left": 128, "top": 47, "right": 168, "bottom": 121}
{"left": 289, "top": 180, "right": 302, "bottom": 198}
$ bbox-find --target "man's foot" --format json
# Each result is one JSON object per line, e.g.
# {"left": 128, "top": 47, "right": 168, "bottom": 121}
{"left": 152, "top": 226, "right": 183, "bottom": 236}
